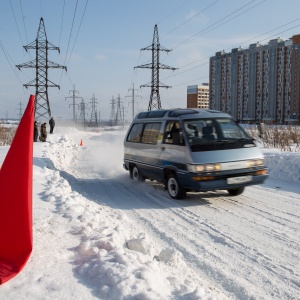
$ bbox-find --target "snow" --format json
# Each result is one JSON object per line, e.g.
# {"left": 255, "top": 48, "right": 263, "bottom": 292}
{"left": 0, "top": 125, "right": 299, "bottom": 299}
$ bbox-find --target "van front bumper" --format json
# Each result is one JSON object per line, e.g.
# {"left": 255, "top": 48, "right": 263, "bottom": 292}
{"left": 179, "top": 168, "right": 268, "bottom": 192}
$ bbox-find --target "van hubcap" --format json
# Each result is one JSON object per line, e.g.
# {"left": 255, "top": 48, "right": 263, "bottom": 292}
{"left": 168, "top": 178, "right": 178, "bottom": 196}
{"left": 132, "top": 167, "right": 139, "bottom": 181}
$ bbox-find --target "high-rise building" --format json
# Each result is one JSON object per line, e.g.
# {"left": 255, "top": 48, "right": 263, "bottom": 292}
{"left": 209, "top": 34, "right": 300, "bottom": 124}
{"left": 187, "top": 83, "right": 209, "bottom": 109}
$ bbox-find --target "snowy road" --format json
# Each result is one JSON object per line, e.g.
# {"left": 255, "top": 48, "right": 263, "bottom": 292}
{"left": 45, "top": 129, "right": 300, "bottom": 299}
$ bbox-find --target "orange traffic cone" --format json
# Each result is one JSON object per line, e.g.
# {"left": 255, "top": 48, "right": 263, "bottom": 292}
{"left": 80, "top": 139, "right": 83, "bottom": 146}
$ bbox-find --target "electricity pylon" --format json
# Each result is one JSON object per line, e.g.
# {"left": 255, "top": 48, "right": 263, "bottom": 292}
{"left": 89, "top": 93, "right": 98, "bottom": 127}
{"left": 16, "top": 102, "right": 23, "bottom": 121}
{"left": 65, "top": 85, "right": 83, "bottom": 124}
{"left": 115, "top": 94, "right": 123, "bottom": 125}
{"left": 78, "top": 98, "right": 88, "bottom": 129}
{"left": 109, "top": 96, "right": 116, "bottom": 126}
{"left": 16, "top": 17, "right": 67, "bottom": 120}
{"left": 126, "top": 83, "right": 141, "bottom": 121}
{"left": 135, "top": 24, "right": 177, "bottom": 111}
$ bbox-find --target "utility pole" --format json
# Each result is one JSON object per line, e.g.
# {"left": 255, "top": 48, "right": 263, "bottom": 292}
{"left": 16, "top": 18, "right": 67, "bottom": 120}
{"left": 126, "top": 83, "right": 141, "bottom": 121}
{"left": 135, "top": 24, "right": 177, "bottom": 111}
{"left": 89, "top": 93, "right": 98, "bottom": 127}
{"left": 65, "top": 85, "right": 83, "bottom": 124}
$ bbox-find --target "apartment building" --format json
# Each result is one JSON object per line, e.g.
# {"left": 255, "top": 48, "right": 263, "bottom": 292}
{"left": 209, "top": 34, "right": 300, "bottom": 124}
{"left": 187, "top": 83, "right": 209, "bottom": 109}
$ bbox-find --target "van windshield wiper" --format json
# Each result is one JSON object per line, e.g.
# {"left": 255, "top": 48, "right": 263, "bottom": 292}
{"left": 236, "top": 138, "right": 254, "bottom": 142}
{"left": 205, "top": 139, "right": 236, "bottom": 145}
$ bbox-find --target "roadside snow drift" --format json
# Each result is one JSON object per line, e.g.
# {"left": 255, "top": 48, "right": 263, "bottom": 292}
{"left": 0, "top": 125, "right": 299, "bottom": 300}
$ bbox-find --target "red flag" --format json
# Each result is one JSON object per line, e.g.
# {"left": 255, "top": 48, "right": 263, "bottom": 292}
{"left": 0, "top": 94, "right": 35, "bottom": 284}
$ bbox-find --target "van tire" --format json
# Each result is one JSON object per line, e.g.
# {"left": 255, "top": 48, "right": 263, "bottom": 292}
{"left": 167, "top": 174, "right": 186, "bottom": 199}
{"left": 131, "top": 166, "right": 145, "bottom": 182}
{"left": 227, "top": 187, "right": 244, "bottom": 196}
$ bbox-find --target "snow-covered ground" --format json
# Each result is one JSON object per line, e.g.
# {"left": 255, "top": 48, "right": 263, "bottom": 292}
{"left": 0, "top": 125, "right": 299, "bottom": 300}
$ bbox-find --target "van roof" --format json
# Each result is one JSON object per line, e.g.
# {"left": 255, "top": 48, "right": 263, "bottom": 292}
{"left": 135, "top": 108, "right": 231, "bottom": 121}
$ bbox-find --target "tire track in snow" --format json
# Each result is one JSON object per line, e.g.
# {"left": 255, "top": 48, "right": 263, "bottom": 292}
{"left": 46, "top": 133, "right": 300, "bottom": 300}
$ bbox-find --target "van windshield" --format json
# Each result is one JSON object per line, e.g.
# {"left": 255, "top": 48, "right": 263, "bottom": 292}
{"left": 183, "top": 118, "right": 255, "bottom": 152}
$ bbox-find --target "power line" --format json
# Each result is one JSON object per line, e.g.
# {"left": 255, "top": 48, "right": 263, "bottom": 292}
{"left": 59, "top": 0, "right": 89, "bottom": 86}
{"left": 66, "top": 0, "right": 89, "bottom": 66}
{"left": 166, "top": 19, "right": 300, "bottom": 81}
{"left": 9, "top": 0, "right": 24, "bottom": 46}
{"left": 161, "top": 0, "right": 220, "bottom": 39}
{"left": 258, "top": 23, "right": 300, "bottom": 44}
{"left": 172, "top": 0, "right": 263, "bottom": 50}
{"left": 156, "top": 0, "right": 191, "bottom": 25}
{"left": 19, "top": 0, "right": 29, "bottom": 45}
{"left": 175, "top": 17, "right": 300, "bottom": 75}
{"left": 161, "top": 20, "right": 300, "bottom": 89}
{"left": 63, "top": 0, "right": 79, "bottom": 67}
{"left": 145, "top": 0, "right": 266, "bottom": 89}
{"left": 58, "top": 0, "right": 66, "bottom": 46}
{"left": 233, "top": 17, "right": 300, "bottom": 49}
{"left": 0, "top": 39, "right": 23, "bottom": 85}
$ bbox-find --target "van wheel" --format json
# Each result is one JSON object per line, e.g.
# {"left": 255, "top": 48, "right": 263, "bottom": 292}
{"left": 167, "top": 175, "right": 186, "bottom": 199}
{"left": 227, "top": 187, "right": 245, "bottom": 196}
{"left": 131, "top": 166, "right": 145, "bottom": 182}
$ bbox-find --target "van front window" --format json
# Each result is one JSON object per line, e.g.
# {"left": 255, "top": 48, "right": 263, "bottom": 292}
{"left": 183, "top": 118, "right": 254, "bottom": 152}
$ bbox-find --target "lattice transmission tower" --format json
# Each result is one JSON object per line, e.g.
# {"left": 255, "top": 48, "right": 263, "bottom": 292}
{"left": 78, "top": 98, "right": 88, "bottom": 128}
{"left": 16, "top": 17, "right": 67, "bottom": 120}
{"left": 16, "top": 102, "right": 23, "bottom": 121}
{"left": 135, "top": 24, "right": 177, "bottom": 111}
{"left": 89, "top": 93, "right": 98, "bottom": 127}
{"left": 65, "top": 85, "right": 83, "bottom": 125}
{"left": 109, "top": 96, "right": 116, "bottom": 126}
{"left": 115, "top": 94, "right": 123, "bottom": 125}
{"left": 126, "top": 83, "right": 141, "bottom": 121}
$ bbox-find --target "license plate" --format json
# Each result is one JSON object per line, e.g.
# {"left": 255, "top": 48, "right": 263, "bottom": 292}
{"left": 227, "top": 175, "right": 252, "bottom": 184}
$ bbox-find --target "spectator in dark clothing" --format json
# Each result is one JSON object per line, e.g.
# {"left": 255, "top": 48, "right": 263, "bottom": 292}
{"left": 34, "top": 121, "right": 38, "bottom": 142}
{"left": 39, "top": 123, "right": 47, "bottom": 142}
{"left": 49, "top": 117, "right": 55, "bottom": 134}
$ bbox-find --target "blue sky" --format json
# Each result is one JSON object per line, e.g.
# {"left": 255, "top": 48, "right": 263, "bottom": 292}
{"left": 1, "top": 0, "right": 300, "bottom": 121}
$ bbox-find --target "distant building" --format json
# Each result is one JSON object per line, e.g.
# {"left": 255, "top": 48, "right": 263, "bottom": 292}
{"left": 209, "top": 34, "right": 300, "bottom": 124}
{"left": 187, "top": 83, "right": 209, "bottom": 109}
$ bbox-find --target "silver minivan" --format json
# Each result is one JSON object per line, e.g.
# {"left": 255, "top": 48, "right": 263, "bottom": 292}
{"left": 123, "top": 108, "right": 268, "bottom": 199}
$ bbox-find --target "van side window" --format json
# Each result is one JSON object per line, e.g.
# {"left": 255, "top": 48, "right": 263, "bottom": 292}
{"left": 163, "top": 121, "right": 184, "bottom": 145}
{"left": 141, "top": 123, "right": 161, "bottom": 144}
{"left": 127, "top": 123, "right": 144, "bottom": 142}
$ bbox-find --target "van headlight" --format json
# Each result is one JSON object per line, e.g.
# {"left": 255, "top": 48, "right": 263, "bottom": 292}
{"left": 255, "top": 158, "right": 265, "bottom": 166}
{"left": 188, "top": 164, "right": 221, "bottom": 172}
{"left": 246, "top": 158, "right": 265, "bottom": 168}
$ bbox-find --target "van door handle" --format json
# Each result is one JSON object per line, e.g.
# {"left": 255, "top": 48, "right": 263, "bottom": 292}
{"left": 161, "top": 146, "right": 165, "bottom": 151}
